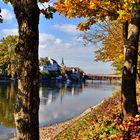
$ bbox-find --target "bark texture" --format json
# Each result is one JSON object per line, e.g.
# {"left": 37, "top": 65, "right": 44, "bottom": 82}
{"left": 121, "top": 10, "right": 140, "bottom": 119}
{"left": 11, "top": 0, "right": 40, "bottom": 139}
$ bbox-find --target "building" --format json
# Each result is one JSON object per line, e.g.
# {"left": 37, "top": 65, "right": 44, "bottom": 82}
{"left": 66, "top": 67, "right": 85, "bottom": 81}
{"left": 40, "top": 57, "right": 60, "bottom": 71}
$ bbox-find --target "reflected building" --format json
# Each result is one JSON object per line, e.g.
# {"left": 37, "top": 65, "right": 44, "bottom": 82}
{"left": 64, "top": 83, "right": 83, "bottom": 95}
{"left": 40, "top": 83, "right": 84, "bottom": 104}
{"left": 39, "top": 87, "right": 59, "bottom": 105}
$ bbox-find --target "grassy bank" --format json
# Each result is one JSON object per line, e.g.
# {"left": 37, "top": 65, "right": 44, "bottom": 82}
{"left": 55, "top": 90, "right": 140, "bottom": 140}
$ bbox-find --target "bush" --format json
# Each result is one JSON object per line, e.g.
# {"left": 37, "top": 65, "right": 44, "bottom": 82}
{"left": 40, "top": 70, "right": 50, "bottom": 75}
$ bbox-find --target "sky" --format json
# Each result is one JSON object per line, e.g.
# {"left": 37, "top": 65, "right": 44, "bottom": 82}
{"left": 0, "top": 0, "right": 113, "bottom": 74}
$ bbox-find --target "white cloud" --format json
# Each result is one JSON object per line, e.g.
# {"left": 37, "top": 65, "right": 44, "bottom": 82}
{"left": 53, "top": 24, "right": 81, "bottom": 35}
{"left": 1, "top": 9, "right": 14, "bottom": 21}
{"left": 39, "top": 33, "right": 55, "bottom": 44}
{"left": 39, "top": 33, "right": 71, "bottom": 49}
{"left": 1, "top": 28, "right": 18, "bottom": 37}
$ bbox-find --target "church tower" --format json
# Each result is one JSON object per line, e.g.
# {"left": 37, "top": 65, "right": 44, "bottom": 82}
{"left": 61, "top": 57, "right": 65, "bottom": 67}
{"left": 60, "top": 57, "right": 66, "bottom": 75}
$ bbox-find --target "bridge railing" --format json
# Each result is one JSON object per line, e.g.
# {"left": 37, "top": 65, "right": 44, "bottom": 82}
{"left": 85, "top": 74, "right": 122, "bottom": 81}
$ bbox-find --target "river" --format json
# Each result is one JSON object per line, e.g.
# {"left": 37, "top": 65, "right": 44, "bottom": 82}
{"left": 0, "top": 81, "right": 120, "bottom": 140}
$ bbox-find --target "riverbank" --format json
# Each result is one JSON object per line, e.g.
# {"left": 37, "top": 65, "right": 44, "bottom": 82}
{"left": 39, "top": 91, "right": 140, "bottom": 140}
{"left": 40, "top": 100, "right": 104, "bottom": 140}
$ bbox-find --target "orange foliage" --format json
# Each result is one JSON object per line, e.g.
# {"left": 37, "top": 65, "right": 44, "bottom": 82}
{"left": 95, "top": 22, "right": 124, "bottom": 63}
{"left": 55, "top": 0, "right": 140, "bottom": 30}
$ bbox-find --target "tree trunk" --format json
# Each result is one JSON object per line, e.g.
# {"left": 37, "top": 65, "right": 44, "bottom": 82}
{"left": 11, "top": 0, "right": 40, "bottom": 139}
{"left": 121, "top": 10, "right": 140, "bottom": 120}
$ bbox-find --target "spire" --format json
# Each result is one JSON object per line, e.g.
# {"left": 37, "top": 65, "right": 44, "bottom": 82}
{"left": 61, "top": 57, "right": 64, "bottom": 66}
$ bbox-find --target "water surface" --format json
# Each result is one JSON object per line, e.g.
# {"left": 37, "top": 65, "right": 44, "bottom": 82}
{"left": 0, "top": 81, "right": 119, "bottom": 139}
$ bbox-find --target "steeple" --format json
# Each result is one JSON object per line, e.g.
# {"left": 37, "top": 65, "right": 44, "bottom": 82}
{"left": 61, "top": 57, "right": 64, "bottom": 66}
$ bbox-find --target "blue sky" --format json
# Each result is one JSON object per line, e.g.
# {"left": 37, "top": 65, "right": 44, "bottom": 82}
{"left": 0, "top": 0, "right": 112, "bottom": 74}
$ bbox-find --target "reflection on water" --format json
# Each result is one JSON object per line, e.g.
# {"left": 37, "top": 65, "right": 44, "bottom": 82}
{"left": 0, "top": 83, "right": 17, "bottom": 128}
{"left": 39, "top": 82, "right": 119, "bottom": 126}
{"left": 40, "top": 83, "right": 83, "bottom": 105}
{"left": 0, "top": 82, "right": 120, "bottom": 139}
{"left": 0, "top": 83, "right": 17, "bottom": 140}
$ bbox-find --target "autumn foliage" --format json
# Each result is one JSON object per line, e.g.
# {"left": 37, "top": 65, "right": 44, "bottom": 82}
{"left": 55, "top": 0, "right": 140, "bottom": 31}
{"left": 0, "top": 36, "right": 18, "bottom": 77}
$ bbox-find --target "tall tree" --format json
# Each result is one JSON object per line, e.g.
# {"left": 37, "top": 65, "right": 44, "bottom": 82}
{"left": 55, "top": 0, "right": 140, "bottom": 119}
{"left": 0, "top": 35, "right": 18, "bottom": 76}
{"left": 2, "top": 0, "right": 55, "bottom": 139}
{"left": 8, "top": 1, "right": 40, "bottom": 139}
{"left": 121, "top": 10, "right": 140, "bottom": 119}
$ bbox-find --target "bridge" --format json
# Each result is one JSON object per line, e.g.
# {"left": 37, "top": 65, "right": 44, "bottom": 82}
{"left": 85, "top": 74, "right": 121, "bottom": 83}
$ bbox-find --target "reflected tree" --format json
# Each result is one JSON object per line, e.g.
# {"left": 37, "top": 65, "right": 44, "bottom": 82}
{"left": 0, "top": 83, "right": 17, "bottom": 128}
